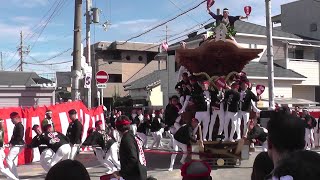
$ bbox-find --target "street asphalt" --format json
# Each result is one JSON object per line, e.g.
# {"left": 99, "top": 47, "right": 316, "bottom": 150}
{"left": 1, "top": 137, "right": 260, "bottom": 180}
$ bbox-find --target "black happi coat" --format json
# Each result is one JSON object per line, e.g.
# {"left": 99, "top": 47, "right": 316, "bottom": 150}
{"left": 33, "top": 132, "right": 70, "bottom": 153}
{"left": 67, "top": 119, "right": 83, "bottom": 144}
{"left": 174, "top": 125, "right": 197, "bottom": 146}
{"left": 119, "top": 131, "right": 147, "bottom": 180}
{"left": 164, "top": 104, "right": 180, "bottom": 128}
{"left": 83, "top": 130, "right": 115, "bottom": 152}
{"left": 240, "top": 90, "right": 259, "bottom": 112}
{"left": 175, "top": 80, "right": 191, "bottom": 96}
{"left": 29, "top": 134, "right": 47, "bottom": 153}
{"left": 211, "top": 90, "right": 224, "bottom": 110}
{"left": 247, "top": 125, "right": 268, "bottom": 143}
{"left": 301, "top": 114, "right": 317, "bottom": 129}
{"left": 137, "top": 121, "right": 150, "bottom": 135}
{"left": 224, "top": 89, "right": 240, "bottom": 113}
{"left": 150, "top": 117, "right": 163, "bottom": 132}
{"left": 10, "top": 122, "right": 25, "bottom": 145}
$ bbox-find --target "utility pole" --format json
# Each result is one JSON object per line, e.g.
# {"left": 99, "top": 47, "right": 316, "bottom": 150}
{"left": 19, "top": 31, "right": 23, "bottom": 71}
{"left": 86, "top": 0, "right": 92, "bottom": 108}
{"left": 71, "top": 0, "right": 83, "bottom": 101}
{"left": 265, "top": 0, "right": 275, "bottom": 109}
{"left": 17, "top": 31, "right": 29, "bottom": 72}
{"left": 0, "top": 52, "right": 3, "bottom": 71}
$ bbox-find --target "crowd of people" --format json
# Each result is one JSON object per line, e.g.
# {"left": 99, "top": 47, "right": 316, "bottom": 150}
{"left": 0, "top": 76, "right": 320, "bottom": 180}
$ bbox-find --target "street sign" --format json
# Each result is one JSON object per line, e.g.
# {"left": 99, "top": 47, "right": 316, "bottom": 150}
{"left": 84, "top": 73, "right": 92, "bottom": 89}
{"left": 97, "top": 84, "right": 107, "bottom": 89}
{"left": 96, "top": 70, "right": 109, "bottom": 84}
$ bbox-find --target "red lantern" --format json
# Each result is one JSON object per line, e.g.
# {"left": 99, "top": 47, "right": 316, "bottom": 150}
{"left": 207, "top": 0, "right": 215, "bottom": 9}
{"left": 244, "top": 6, "right": 252, "bottom": 16}
{"left": 161, "top": 42, "right": 168, "bottom": 51}
{"left": 256, "top": 85, "right": 265, "bottom": 96}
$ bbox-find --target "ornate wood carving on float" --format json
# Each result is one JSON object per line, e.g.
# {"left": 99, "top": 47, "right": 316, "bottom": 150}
{"left": 175, "top": 24, "right": 263, "bottom": 88}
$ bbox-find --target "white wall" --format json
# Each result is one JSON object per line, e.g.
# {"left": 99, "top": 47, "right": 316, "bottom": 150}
{"left": 288, "top": 60, "right": 320, "bottom": 85}
{"left": 281, "top": 0, "right": 320, "bottom": 40}
{"left": 149, "top": 85, "right": 163, "bottom": 106}
{"left": 292, "top": 85, "right": 316, "bottom": 101}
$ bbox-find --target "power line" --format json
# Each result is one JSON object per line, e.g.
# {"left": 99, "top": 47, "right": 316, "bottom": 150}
{"left": 120, "top": 0, "right": 206, "bottom": 44}
{"left": 136, "top": 18, "right": 212, "bottom": 52}
{"left": 167, "top": 0, "right": 202, "bottom": 25}
{"left": 28, "top": 0, "right": 68, "bottom": 50}
{"left": 24, "top": 60, "right": 72, "bottom": 65}
{"left": 24, "top": 0, "right": 61, "bottom": 40}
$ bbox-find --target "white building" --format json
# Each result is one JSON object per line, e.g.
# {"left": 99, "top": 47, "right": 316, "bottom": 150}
{"left": 125, "top": 20, "right": 320, "bottom": 108}
{"left": 0, "top": 71, "right": 56, "bottom": 107}
{"left": 272, "top": 0, "right": 320, "bottom": 40}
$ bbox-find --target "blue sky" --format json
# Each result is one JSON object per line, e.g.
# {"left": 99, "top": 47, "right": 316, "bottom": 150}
{"left": 0, "top": 0, "right": 297, "bottom": 75}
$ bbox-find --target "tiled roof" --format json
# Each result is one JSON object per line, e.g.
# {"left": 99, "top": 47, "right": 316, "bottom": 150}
{"left": 0, "top": 71, "right": 44, "bottom": 86}
{"left": 244, "top": 62, "right": 306, "bottom": 78}
{"left": 124, "top": 70, "right": 165, "bottom": 90}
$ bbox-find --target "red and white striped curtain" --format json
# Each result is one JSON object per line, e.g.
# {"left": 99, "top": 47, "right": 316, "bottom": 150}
{"left": 0, "top": 101, "right": 104, "bottom": 165}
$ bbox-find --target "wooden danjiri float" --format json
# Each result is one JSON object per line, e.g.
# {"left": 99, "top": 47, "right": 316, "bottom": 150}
{"left": 175, "top": 22, "right": 263, "bottom": 167}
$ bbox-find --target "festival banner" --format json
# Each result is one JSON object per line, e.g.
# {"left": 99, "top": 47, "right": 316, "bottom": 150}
{"left": 0, "top": 101, "right": 104, "bottom": 165}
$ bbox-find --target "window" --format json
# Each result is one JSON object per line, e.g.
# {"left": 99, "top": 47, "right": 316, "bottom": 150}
{"left": 295, "top": 50, "right": 304, "bottom": 59}
{"left": 310, "top": 23, "right": 317, "bottom": 32}
{"left": 108, "top": 74, "right": 122, "bottom": 83}
{"left": 288, "top": 48, "right": 304, "bottom": 59}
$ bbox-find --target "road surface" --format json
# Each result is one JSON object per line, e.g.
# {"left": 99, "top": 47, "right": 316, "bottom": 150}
{"left": 1, "top": 138, "right": 259, "bottom": 180}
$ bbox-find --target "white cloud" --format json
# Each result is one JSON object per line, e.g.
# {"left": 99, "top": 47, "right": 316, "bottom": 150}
{"left": 11, "top": 16, "right": 38, "bottom": 23}
{"left": 111, "top": 19, "right": 158, "bottom": 29}
{"left": 0, "top": 22, "right": 33, "bottom": 42}
{"left": 11, "top": 0, "right": 49, "bottom": 8}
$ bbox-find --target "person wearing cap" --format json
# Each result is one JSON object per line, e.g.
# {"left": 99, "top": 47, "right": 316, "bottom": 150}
{"left": 6, "top": 112, "right": 25, "bottom": 179}
{"left": 42, "top": 110, "right": 55, "bottom": 132}
{"left": 238, "top": 80, "right": 260, "bottom": 139}
{"left": 82, "top": 120, "right": 120, "bottom": 174}
{"left": 208, "top": 82, "right": 225, "bottom": 141}
{"left": 66, "top": 109, "right": 83, "bottom": 160}
{"left": 301, "top": 109, "right": 317, "bottom": 150}
{"left": 114, "top": 115, "right": 147, "bottom": 180}
{"left": 180, "top": 160, "right": 212, "bottom": 180}
{"left": 207, "top": 7, "right": 248, "bottom": 29}
{"left": 168, "top": 118, "right": 199, "bottom": 171}
{"left": 223, "top": 82, "right": 240, "bottom": 142}
{"left": 0, "top": 119, "right": 19, "bottom": 180}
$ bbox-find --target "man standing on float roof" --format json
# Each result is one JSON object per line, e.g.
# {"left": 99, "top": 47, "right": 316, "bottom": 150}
{"left": 207, "top": 7, "right": 248, "bottom": 28}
